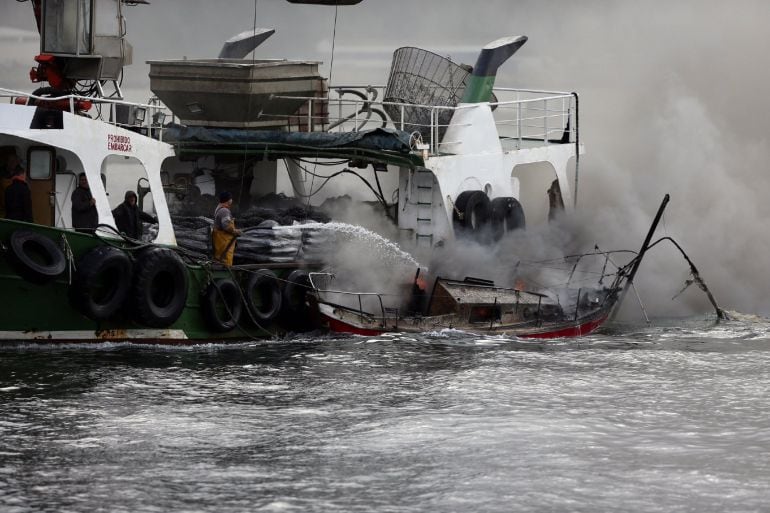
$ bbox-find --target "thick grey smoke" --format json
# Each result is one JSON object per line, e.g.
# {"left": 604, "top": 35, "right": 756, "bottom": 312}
{"left": 3, "top": 0, "right": 768, "bottom": 316}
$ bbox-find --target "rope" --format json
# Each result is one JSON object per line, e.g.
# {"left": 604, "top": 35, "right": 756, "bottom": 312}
{"left": 328, "top": 4, "right": 339, "bottom": 91}
{"left": 198, "top": 262, "right": 280, "bottom": 341}
{"left": 287, "top": 159, "right": 387, "bottom": 206}
{"left": 60, "top": 233, "right": 76, "bottom": 284}
{"left": 237, "top": 0, "right": 260, "bottom": 206}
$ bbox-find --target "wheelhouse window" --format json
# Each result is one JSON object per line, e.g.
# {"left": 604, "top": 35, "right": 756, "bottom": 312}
{"left": 28, "top": 148, "right": 54, "bottom": 180}
{"left": 42, "top": 0, "right": 92, "bottom": 55}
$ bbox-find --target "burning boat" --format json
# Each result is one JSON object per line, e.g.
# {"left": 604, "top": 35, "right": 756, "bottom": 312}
{"left": 309, "top": 194, "right": 725, "bottom": 338}
{"left": 313, "top": 275, "right": 616, "bottom": 338}
{"left": 0, "top": 1, "right": 721, "bottom": 344}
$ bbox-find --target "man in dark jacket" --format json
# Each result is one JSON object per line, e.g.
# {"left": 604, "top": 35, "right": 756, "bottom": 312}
{"left": 71, "top": 172, "right": 98, "bottom": 232}
{"left": 112, "top": 190, "right": 158, "bottom": 239}
{"left": 1, "top": 152, "right": 24, "bottom": 218}
{"left": 4, "top": 166, "right": 33, "bottom": 222}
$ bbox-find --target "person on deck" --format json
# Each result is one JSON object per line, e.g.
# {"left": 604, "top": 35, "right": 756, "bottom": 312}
{"left": 547, "top": 179, "right": 565, "bottom": 222}
{"left": 4, "top": 166, "right": 33, "bottom": 222}
{"left": 1, "top": 153, "right": 24, "bottom": 218}
{"left": 71, "top": 172, "right": 98, "bottom": 233}
{"left": 212, "top": 191, "right": 241, "bottom": 266}
{"left": 112, "top": 190, "right": 158, "bottom": 239}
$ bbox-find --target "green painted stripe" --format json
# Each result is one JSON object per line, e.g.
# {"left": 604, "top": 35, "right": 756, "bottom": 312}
{"left": 461, "top": 75, "right": 497, "bottom": 104}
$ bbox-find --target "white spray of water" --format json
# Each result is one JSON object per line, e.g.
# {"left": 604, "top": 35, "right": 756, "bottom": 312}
{"left": 274, "top": 222, "right": 421, "bottom": 269}
{"left": 274, "top": 221, "right": 423, "bottom": 312}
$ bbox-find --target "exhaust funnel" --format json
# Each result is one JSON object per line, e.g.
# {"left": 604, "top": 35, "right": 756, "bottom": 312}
{"left": 462, "top": 35, "right": 527, "bottom": 103}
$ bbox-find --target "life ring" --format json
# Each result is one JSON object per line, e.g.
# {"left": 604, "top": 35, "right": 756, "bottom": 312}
{"left": 452, "top": 190, "right": 491, "bottom": 238}
{"left": 72, "top": 246, "right": 132, "bottom": 321}
{"left": 491, "top": 197, "right": 525, "bottom": 239}
{"left": 131, "top": 247, "right": 189, "bottom": 328}
{"left": 244, "top": 269, "right": 282, "bottom": 324}
{"left": 6, "top": 230, "right": 66, "bottom": 285}
{"left": 202, "top": 278, "right": 243, "bottom": 332}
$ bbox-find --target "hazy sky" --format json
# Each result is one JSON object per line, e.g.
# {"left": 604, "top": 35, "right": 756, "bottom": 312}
{"left": 2, "top": 0, "right": 770, "bottom": 316}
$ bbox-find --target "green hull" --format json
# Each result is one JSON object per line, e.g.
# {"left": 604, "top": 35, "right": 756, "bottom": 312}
{"left": 0, "top": 220, "right": 311, "bottom": 343}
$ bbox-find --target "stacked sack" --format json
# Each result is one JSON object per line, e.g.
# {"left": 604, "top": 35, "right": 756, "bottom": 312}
{"left": 170, "top": 204, "right": 334, "bottom": 264}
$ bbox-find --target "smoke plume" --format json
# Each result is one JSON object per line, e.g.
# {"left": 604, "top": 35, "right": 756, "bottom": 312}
{"left": 3, "top": 0, "right": 768, "bottom": 317}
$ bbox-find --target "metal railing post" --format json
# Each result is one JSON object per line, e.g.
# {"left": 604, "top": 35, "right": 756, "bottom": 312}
{"left": 562, "top": 97, "right": 566, "bottom": 137}
{"left": 543, "top": 98, "right": 548, "bottom": 142}
{"left": 379, "top": 295, "right": 386, "bottom": 327}
{"left": 537, "top": 297, "right": 543, "bottom": 327}
{"left": 574, "top": 288, "right": 582, "bottom": 321}
{"left": 337, "top": 93, "right": 342, "bottom": 132}
{"left": 432, "top": 108, "right": 437, "bottom": 154}
{"left": 573, "top": 92, "right": 580, "bottom": 208}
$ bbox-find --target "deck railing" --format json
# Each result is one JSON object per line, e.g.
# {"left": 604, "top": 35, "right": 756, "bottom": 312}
{"left": 1, "top": 86, "right": 577, "bottom": 156}
{"left": 275, "top": 86, "right": 579, "bottom": 155}
{"left": 308, "top": 272, "right": 392, "bottom": 326}
{"left": 0, "top": 88, "right": 173, "bottom": 140}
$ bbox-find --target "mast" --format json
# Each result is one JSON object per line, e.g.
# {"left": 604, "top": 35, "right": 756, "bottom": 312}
{"left": 612, "top": 194, "right": 670, "bottom": 317}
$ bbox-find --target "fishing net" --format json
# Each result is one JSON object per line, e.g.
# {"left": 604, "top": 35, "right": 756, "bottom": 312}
{"left": 383, "top": 47, "right": 495, "bottom": 143}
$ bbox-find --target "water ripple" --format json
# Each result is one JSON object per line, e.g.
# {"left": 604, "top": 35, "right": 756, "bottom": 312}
{"left": 1, "top": 317, "right": 770, "bottom": 511}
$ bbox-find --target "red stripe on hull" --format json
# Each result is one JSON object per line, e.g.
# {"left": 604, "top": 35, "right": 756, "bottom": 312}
{"left": 322, "top": 314, "right": 384, "bottom": 336}
{"left": 322, "top": 312, "right": 609, "bottom": 339}
{"left": 519, "top": 315, "right": 608, "bottom": 339}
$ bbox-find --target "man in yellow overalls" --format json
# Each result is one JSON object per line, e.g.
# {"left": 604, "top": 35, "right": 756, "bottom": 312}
{"left": 212, "top": 191, "right": 241, "bottom": 266}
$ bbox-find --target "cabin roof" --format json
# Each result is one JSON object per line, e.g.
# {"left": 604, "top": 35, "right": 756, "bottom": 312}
{"left": 436, "top": 279, "right": 545, "bottom": 306}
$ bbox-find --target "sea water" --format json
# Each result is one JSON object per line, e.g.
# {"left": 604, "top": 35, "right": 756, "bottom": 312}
{"left": 1, "top": 315, "right": 769, "bottom": 512}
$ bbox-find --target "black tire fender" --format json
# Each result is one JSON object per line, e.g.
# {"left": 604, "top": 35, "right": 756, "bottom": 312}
{"left": 202, "top": 278, "right": 243, "bottom": 332}
{"left": 7, "top": 230, "right": 66, "bottom": 285}
{"left": 244, "top": 269, "right": 282, "bottom": 323}
{"left": 131, "top": 248, "right": 189, "bottom": 328}
{"left": 72, "top": 246, "right": 132, "bottom": 321}
{"left": 452, "top": 190, "right": 491, "bottom": 236}
{"left": 491, "top": 196, "right": 525, "bottom": 239}
{"left": 281, "top": 269, "right": 312, "bottom": 318}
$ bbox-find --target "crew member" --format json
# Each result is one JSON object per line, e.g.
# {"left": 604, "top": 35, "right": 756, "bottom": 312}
{"left": 112, "top": 190, "right": 158, "bottom": 239}
{"left": 71, "top": 172, "right": 98, "bottom": 232}
{"left": 212, "top": 191, "right": 241, "bottom": 266}
{"left": 547, "top": 179, "right": 564, "bottom": 222}
{"left": 1, "top": 153, "right": 23, "bottom": 218}
{"left": 4, "top": 166, "right": 33, "bottom": 222}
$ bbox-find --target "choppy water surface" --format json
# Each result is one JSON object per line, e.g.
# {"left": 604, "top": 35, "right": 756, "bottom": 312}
{"left": 2, "top": 315, "right": 770, "bottom": 512}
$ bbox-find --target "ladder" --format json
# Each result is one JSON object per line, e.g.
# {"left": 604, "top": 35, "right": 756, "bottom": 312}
{"left": 414, "top": 169, "right": 434, "bottom": 248}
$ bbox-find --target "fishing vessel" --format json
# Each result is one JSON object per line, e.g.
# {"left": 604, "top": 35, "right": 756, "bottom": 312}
{"left": 309, "top": 193, "right": 730, "bottom": 338}
{"left": 312, "top": 273, "right": 619, "bottom": 338}
{"left": 0, "top": 0, "right": 720, "bottom": 344}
